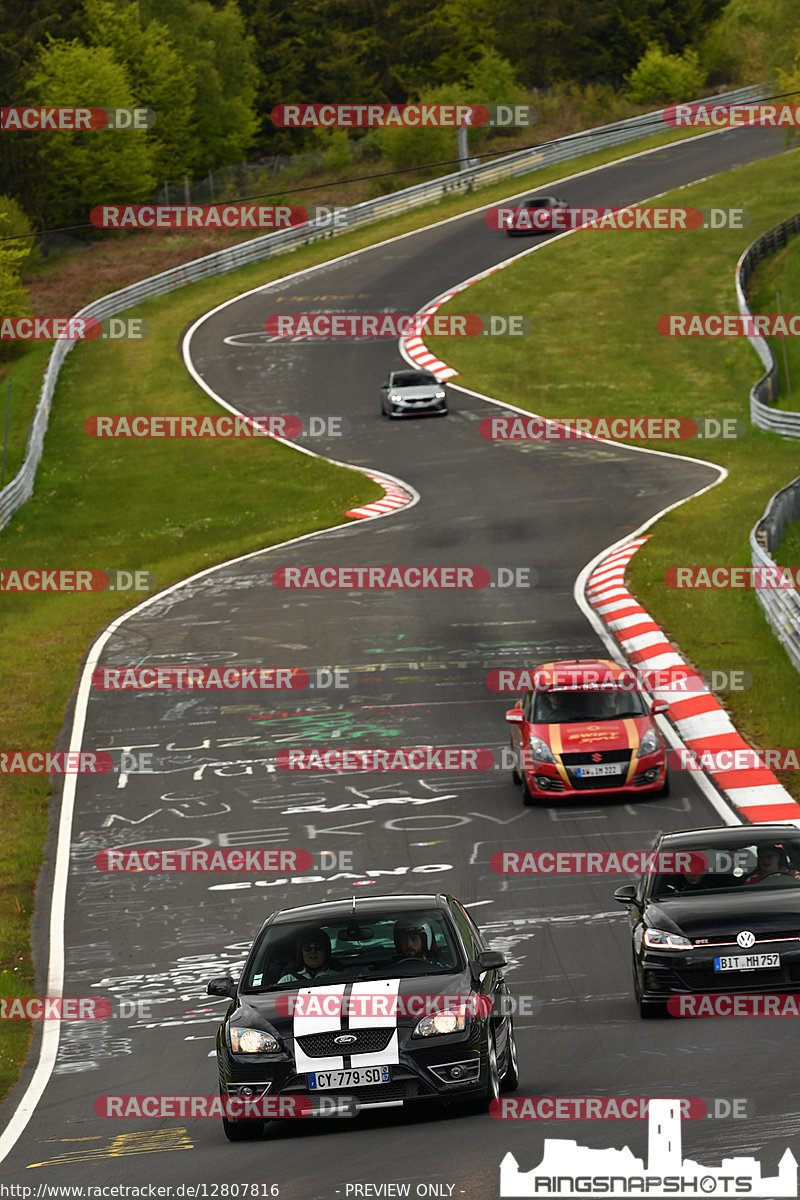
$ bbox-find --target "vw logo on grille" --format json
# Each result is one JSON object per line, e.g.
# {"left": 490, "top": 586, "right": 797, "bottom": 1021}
{"left": 737, "top": 930, "right": 756, "bottom": 949}
{"left": 334, "top": 1034, "right": 358, "bottom": 1045}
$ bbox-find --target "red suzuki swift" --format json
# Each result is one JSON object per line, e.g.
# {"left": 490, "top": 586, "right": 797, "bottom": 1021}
{"left": 505, "top": 659, "right": 669, "bottom": 805}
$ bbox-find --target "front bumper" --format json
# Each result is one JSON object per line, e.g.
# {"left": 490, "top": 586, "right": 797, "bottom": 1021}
{"left": 522, "top": 752, "right": 666, "bottom": 798}
{"left": 639, "top": 941, "right": 800, "bottom": 1003}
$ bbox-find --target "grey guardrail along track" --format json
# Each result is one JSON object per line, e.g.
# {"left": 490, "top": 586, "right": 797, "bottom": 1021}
{"left": 736, "top": 212, "right": 800, "bottom": 437}
{"left": 750, "top": 476, "right": 800, "bottom": 673}
{"left": 0, "top": 83, "right": 767, "bottom": 529}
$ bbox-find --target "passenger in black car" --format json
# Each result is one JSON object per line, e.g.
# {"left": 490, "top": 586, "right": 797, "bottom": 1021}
{"left": 744, "top": 844, "right": 800, "bottom": 886}
{"left": 278, "top": 928, "right": 340, "bottom": 983}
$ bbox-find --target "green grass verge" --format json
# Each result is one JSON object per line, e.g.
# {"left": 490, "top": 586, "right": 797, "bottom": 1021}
{"left": 427, "top": 149, "right": 800, "bottom": 791}
{"left": 0, "top": 120, "right": 716, "bottom": 476}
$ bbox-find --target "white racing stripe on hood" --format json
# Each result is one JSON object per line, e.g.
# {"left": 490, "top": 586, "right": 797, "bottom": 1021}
{"left": 292, "top": 979, "right": 402, "bottom": 1073}
{"left": 348, "top": 978, "right": 400, "bottom": 1066}
{"left": 293, "top": 983, "right": 348, "bottom": 1073}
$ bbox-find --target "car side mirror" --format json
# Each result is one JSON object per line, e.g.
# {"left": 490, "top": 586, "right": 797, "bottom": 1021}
{"left": 651, "top": 700, "right": 669, "bottom": 714}
{"left": 505, "top": 708, "right": 524, "bottom": 724}
{"left": 613, "top": 885, "right": 642, "bottom": 908}
{"left": 207, "top": 975, "right": 237, "bottom": 999}
{"left": 473, "top": 950, "right": 506, "bottom": 974}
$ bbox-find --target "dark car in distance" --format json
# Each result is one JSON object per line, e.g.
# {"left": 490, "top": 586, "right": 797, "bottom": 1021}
{"left": 504, "top": 195, "right": 570, "bottom": 236}
{"left": 615, "top": 824, "right": 800, "bottom": 1017}
{"left": 380, "top": 369, "right": 448, "bottom": 418}
{"left": 207, "top": 893, "right": 518, "bottom": 1139}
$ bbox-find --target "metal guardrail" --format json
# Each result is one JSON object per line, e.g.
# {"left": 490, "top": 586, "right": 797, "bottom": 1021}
{"left": 0, "top": 83, "right": 767, "bottom": 528}
{"left": 736, "top": 213, "right": 800, "bottom": 436}
{"left": 750, "top": 476, "right": 800, "bottom": 672}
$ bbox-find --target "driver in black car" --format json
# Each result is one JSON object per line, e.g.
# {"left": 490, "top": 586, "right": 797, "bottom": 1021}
{"left": 394, "top": 923, "right": 432, "bottom": 959}
{"left": 744, "top": 843, "right": 800, "bottom": 886}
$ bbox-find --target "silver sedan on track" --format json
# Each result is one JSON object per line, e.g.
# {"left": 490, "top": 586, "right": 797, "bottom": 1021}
{"left": 380, "top": 369, "right": 448, "bottom": 418}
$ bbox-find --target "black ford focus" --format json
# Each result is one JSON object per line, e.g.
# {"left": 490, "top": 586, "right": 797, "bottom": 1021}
{"left": 207, "top": 893, "right": 519, "bottom": 1139}
{"left": 615, "top": 823, "right": 800, "bottom": 1017}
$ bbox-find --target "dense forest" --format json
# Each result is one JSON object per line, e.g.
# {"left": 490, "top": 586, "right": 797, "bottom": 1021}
{"left": 2, "top": 0, "right": 800, "bottom": 319}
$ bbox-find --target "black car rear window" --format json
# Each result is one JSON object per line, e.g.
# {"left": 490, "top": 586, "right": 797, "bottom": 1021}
{"left": 392, "top": 371, "right": 437, "bottom": 387}
{"left": 240, "top": 910, "right": 462, "bottom": 992}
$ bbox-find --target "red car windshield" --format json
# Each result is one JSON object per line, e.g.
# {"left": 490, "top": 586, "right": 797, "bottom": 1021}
{"left": 532, "top": 688, "right": 648, "bottom": 723}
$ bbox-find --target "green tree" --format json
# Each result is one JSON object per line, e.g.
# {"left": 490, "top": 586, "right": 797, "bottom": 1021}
{"left": 626, "top": 41, "right": 706, "bottom": 104}
{"left": 0, "top": 196, "right": 36, "bottom": 363}
{"left": 139, "top": 0, "right": 259, "bottom": 169}
{"left": 26, "top": 37, "right": 156, "bottom": 225}
{"left": 700, "top": 0, "right": 798, "bottom": 84}
{"left": 83, "top": 0, "right": 197, "bottom": 183}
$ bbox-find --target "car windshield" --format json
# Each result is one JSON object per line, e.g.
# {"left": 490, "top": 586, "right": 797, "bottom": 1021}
{"left": 524, "top": 199, "right": 554, "bottom": 208}
{"left": 240, "top": 909, "right": 461, "bottom": 992}
{"left": 532, "top": 687, "right": 648, "bottom": 723}
{"left": 392, "top": 371, "right": 437, "bottom": 387}
{"left": 651, "top": 837, "right": 800, "bottom": 898}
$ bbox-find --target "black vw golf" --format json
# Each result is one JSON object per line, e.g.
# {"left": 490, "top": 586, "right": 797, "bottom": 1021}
{"left": 615, "top": 823, "right": 800, "bottom": 1017}
{"left": 207, "top": 893, "right": 519, "bottom": 1139}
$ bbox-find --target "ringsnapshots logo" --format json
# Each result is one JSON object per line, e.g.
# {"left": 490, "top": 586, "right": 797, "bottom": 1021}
{"left": 272, "top": 565, "right": 536, "bottom": 589}
{"left": 271, "top": 103, "right": 536, "bottom": 128}
{"left": 0, "top": 317, "right": 148, "bottom": 341}
{"left": 498, "top": 1100, "right": 786, "bottom": 1199}
{"left": 1, "top": 107, "right": 155, "bottom": 130}
{"left": 84, "top": 414, "right": 348, "bottom": 438}
{"left": 264, "top": 313, "right": 530, "bottom": 338}
{"left": 480, "top": 415, "right": 744, "bottom": 441}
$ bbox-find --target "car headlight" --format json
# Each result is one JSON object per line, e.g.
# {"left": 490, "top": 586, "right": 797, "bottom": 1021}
{"left": 638, "top": 727, "right": 660, "bottom": 756}
{"left": 529, "top": 735, "right": 556, "bottom": 764}
{"left": 412, "top": 1007, "right": 467, "bottom": 1037}
{"left": 229, "top": 1027, "right": 280, "bottom": 1053}
{"left": 643, "top": 928, "right": 692, "bottom": 951}
{"left": 435, "top": 390, "right": 446, "bottom": 399}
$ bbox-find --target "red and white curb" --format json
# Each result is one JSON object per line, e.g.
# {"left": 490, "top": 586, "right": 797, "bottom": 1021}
{"left": 586, "top": 537, "right": 800, "bottom": 824}
{"left": 346, "top": 470, "right": 415, "bottom": 519}
{"left": 403, "top": 295, "right": 461, "bottom": 380}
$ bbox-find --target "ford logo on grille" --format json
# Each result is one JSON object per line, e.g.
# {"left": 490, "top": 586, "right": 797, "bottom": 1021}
{"left": 737, "top": 930, "right": 756, "bottom": 949}
{"left": 334, "top": 1034, "right": 358, "bottom": 1045}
